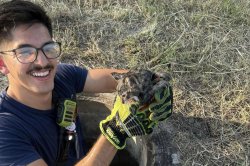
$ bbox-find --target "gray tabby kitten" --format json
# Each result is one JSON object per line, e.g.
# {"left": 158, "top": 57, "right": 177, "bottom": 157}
{"left": 111, "top": 69, "right": 171, "bottom": 105}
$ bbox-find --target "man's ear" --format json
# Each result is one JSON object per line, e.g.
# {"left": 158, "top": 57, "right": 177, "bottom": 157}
{"left": 0, "top": 57, "right": 9, "bottom": 75}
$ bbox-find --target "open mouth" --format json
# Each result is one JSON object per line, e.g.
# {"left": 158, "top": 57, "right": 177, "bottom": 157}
{"left": 30, "top": 70, "right": 50, "bottom": 77}
{"left": 27, "top": 64, "right": 54, "bottom": 78}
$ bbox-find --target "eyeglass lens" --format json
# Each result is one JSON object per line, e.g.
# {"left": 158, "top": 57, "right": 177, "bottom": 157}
{"left": 15, "top": 42, "right": 61, "bottom": 63}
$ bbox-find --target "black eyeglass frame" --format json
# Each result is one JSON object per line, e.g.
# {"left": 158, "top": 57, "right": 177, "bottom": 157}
{"left": 0, "top": 42, "right": 61, "bottom": 64}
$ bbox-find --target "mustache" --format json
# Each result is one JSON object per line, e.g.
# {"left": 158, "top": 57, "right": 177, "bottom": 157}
{"left": 27, "top": 64, "right": 54, "bottom": 74}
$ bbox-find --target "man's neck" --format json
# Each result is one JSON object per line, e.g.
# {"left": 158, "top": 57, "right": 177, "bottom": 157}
{"left": 7, "top": 86, "right": 53, "bottom": 110}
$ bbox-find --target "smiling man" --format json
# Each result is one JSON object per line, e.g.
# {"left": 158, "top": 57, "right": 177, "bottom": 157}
{"left": 0, "top": 1, "right": 121, "bottom": 165}
{"left": 1, "top": 23, "right": 58, "bottom": 109}
{"left": 0, "top": 1, "right": 173, "bottom": 166}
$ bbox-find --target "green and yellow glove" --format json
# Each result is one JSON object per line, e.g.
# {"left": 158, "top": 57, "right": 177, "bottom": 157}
{"left": 99, "top": 96, "right": 155, "bottom": 149}
{"left": 132, "top": 85, "right": 173, "bottom": 133}
{"left": 99, "top": 85, "right": 173, "bottom": 150}
{"left": 148, "top": 85, "right": 173, "bottom": 122}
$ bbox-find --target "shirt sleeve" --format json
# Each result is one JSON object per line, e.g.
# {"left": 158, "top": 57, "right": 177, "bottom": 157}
{"left": 0, "top": 115, "right": 41, "bottom": 166}
{"left": 56, "top": 63, "right": 88, "bottom": 93}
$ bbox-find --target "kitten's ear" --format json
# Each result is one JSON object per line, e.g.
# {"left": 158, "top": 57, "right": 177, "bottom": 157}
{"left": 151, "top": 71, "right": 172, "bottom": 83}
{"left": 111, "top": 72, "right": 126, "bottom": 80}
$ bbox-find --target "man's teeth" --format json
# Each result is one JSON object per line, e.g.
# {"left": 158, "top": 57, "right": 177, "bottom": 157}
{"left": 32, "top": 71, "right": 49, "bottom": 77}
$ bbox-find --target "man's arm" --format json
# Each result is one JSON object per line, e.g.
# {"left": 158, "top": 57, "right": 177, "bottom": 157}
{"left": 83, "top": 69, "right": 128, "bottom": 93}
{"left": 27, "top": 159, "right": 47, "bottom": 166}
{"left": 75, "top": 135, "right": 117, "bottom": 166}
{"left": 27, "top": 136, "right": 116, "bottom": 166}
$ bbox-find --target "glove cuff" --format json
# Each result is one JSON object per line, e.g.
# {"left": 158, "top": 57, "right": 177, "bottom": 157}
{"left": 100, "top": 118, "right": 128, "bottom": 150}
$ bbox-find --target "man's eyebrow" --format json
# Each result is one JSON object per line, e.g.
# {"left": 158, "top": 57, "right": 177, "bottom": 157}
{"left": 15, "top": 41, "right": 54, "bottom": 49}
{"left": 42, "top": 41, "right": 55, "bottom": 46}
{"left": 15, "top": 44, "right": 34, "bottom": 49}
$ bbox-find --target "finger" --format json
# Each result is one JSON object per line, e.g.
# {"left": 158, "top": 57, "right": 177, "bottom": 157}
{"left": 145, "top": 128, "right": 153, "bottom": 134}
{"left": 149, "top": 98, "right": 173, "bottom": 121}
{"left": 154, "top": 86, "right": 172, "bottom": 102}
{"left": 113, "top": 95, "right": 123, "bottom": 110}
{"left": 141, "top": 119, "right": 157, "bottom": 134}
{"left": 149, "top": 107, "right": 172, "bottom": 121}
{"left": 136, "top": 109, "right": 150, "bottom": 120}
{"left": 135, "top": 110, "right": 158, "bottom": 134}
{"left": 149, "top": 96, "right": 172, "bottom": 113}
{"left": 129, "top": 103, "right": 140, "bottom": 114}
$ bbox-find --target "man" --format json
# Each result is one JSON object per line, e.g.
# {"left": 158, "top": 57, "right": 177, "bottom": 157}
{"left": 0, "top": 1, "right": 173, "bottom": 166}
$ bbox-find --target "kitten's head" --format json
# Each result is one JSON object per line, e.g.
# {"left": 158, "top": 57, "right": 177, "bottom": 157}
{"left": 112, "top": 69, "right": 157, "bottom": 104}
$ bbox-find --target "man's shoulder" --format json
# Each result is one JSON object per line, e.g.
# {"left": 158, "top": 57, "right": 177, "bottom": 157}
{"left": 54, "top": 63, "right": 88, "bottom": 94}
{"left": 56, "top": 63, "right": 87, "bottom": 73}
{"left": 0, "top": 111, "right": 22, "bottom": 130}
{"left": 55, "top": 63, "right": 87, "bottom": 80}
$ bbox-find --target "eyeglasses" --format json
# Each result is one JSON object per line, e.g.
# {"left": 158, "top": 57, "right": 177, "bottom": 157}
{"left": 0, "top": 42, "right": 61, "bottom": 64}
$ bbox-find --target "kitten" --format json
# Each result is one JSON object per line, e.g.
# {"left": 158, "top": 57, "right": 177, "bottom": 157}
{"left": 111, "top": 69, "right": 171, "bottom": 105}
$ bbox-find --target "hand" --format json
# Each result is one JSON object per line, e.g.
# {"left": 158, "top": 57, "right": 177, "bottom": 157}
{"left": 99, "top": 84, "right": 173, "bottom": 149}
{"left": 99, "top": 96, "right": 155, "bottom": 149}
{"left": 148, "top": 85, "right": 173, "bottom": 122}
{"left": 134, "top": 85, "right": 173, "bottom": 132}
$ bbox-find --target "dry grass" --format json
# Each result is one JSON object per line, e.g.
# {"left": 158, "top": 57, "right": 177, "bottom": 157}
{"left": 0, "top": 0, "right": 249, "bottom": 165}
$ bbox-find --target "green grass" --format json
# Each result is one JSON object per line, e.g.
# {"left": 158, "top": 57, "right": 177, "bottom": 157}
{"left": 0, "top": 0, "right": 249, "bottom": 165}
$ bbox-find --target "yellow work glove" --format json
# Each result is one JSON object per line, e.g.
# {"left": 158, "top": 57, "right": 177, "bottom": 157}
{"left": 146, "top": 85, "right": 173, "bottom": 122}
{"left": 100, "top": 85, "right": 173, "bottom": 150}
{"left": 99, "top": 96, "right": 155, "bottom": 149}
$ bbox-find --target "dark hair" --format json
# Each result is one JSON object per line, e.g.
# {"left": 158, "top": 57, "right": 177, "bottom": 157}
{"left": 0, "top": 0, "right": 52, "bottom": 44}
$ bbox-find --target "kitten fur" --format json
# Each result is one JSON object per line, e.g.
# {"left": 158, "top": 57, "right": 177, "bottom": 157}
{"left": 112, "top": 69, "right": 171, "bottom": 105}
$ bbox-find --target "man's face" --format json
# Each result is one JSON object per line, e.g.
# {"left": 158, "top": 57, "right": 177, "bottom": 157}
{"left": 0, "top": 23, "right": 58, "bottom": 96}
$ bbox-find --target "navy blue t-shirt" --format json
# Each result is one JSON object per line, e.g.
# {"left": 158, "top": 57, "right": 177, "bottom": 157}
{"left": 0, "top": 63, "right": 88, "bottom": 166}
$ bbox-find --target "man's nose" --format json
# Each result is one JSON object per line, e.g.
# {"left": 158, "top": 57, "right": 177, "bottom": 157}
{"left": 34, "top": 50, "right": 49, "bottom": 65}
